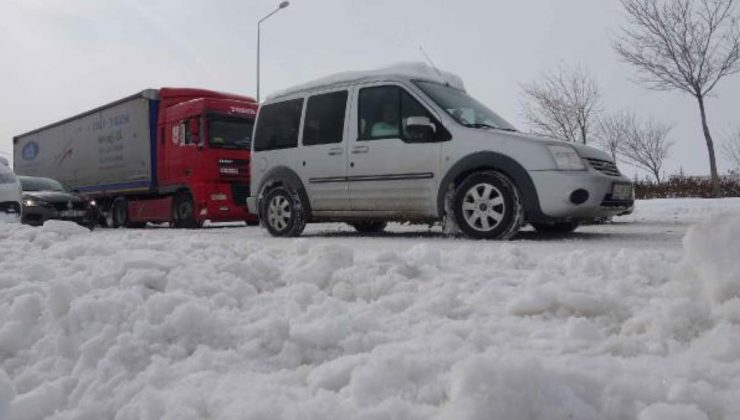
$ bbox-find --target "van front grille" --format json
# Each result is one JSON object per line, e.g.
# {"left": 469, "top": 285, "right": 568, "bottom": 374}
{"left": 587, "top": 158, "right": 621, "bottom": 176}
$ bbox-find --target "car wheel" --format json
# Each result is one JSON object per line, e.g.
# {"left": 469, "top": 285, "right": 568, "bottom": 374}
{"left": 173, "top": 191, "right": 198, "bottom": 229}
{"left": 452, "top": 171, "right": 523, "bottom": 240}
{"left": 262, "top": 187, "right": 306, "bottom": 237}
{"left": 349, "top": 221, "right": 387, "bottom": 234}
{"left": 531, "top": 221, "right": 580, "bottom": 234}
{"left": 111, "top": 198, "right": 129, "bottom": 228}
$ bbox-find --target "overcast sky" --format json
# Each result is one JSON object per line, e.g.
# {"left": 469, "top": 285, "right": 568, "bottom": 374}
{"left": 1, "top": 0, "right": 738, "bottom": 178}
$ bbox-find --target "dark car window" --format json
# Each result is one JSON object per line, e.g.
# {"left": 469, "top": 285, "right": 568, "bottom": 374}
{"left": 19, "top": 177, "right": 69, "bottom": 192}
{"left": 303, "top": 91, "right": 348, "bottom": 146}
{"left": 253, "top": 98, "right": 304, "bottom": 151}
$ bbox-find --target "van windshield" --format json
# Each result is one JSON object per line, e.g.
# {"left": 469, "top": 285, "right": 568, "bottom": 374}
{"left": 413, "top": 80, "right": 517, "bottom": 132}
{"left": 208, "top": 117, "right": 254, "bottom": 150}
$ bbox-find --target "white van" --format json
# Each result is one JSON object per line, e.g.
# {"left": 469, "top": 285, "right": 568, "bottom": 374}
{"left": 247, "top": 64, "right": 634, "bottom": 239}
{"left": 0, "top": 156, "right": 22, "bottom": 222}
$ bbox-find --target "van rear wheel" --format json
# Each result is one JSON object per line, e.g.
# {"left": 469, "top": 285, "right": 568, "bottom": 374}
{"left": 452, "top": 171, "right": 523, "bottom": 240}
{"left": 262, "top": 187, "right": 305, "bottom": 237}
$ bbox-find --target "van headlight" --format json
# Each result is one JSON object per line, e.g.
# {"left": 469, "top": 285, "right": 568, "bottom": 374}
{"left": 547, "top": 145, "right": 586, "bottom": 171}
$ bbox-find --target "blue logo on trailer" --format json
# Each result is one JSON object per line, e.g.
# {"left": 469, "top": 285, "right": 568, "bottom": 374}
{"left": 22, "top": 142, "right": 39, "bottom": 161}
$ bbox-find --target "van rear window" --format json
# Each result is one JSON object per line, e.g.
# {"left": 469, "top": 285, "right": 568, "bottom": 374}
{"left": 253, "top": 99, "right": 304, "bottom": 152}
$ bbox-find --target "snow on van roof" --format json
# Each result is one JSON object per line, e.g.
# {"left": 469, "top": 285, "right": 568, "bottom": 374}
{"left": 268, "top": 62, "right": 465, "bottom": 100}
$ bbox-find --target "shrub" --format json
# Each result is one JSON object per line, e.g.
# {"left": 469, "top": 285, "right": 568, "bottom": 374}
{"left": 634, "top": 174, "right": 740, "bottom": 199}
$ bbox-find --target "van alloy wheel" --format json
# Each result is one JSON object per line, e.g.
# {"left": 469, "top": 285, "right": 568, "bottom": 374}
{"left": 452, "top": 171, "right": 523, "bottom": 240}
{"left": 461, "top": 183, "right": 506, "bottom": 232}
{"left": 262, "top": 187, "right": 306, "bottom": 237}
{"left": 267, "top": 195, "right": 291, "bottom": 232}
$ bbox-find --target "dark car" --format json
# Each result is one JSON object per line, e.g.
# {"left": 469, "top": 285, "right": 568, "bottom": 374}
{"left": 19, "top": 176, "right": 97, "bottom": 229}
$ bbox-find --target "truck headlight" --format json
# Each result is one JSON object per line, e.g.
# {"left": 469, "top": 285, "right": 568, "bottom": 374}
{"left": 548, "top": 145, "right": 585, "bottom": 171}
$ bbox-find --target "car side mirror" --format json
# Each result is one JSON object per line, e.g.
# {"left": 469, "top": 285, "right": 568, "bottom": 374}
{"left": 405, "top": 116, "right": 436, "bottom": 142}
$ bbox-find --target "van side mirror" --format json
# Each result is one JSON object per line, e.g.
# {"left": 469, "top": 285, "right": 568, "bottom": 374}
{"left": 405, "top": 116, "right": 436, "bottom": 142}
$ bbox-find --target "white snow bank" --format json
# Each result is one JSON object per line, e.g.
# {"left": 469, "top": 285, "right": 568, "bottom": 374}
{"left": 268, "top": 62, "right": 465, "bottom": 100}
{"left": 676, "top": 212, "right": 740, "bottom": 303}
{"left": 2, "top": 200, "right": 740, "bottom": 419}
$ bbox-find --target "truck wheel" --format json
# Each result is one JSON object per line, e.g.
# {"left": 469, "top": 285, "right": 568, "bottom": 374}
{"left": 531, "top": 221, "right": 580, "bottom": 234}
{"left": 173, "top": 191, "right": 198, "bottom": 229}
{"left": 349, "top": 221, "right": 387, "bottom": 234}
{"left": 262, "top": 187, "right": 306, "bottom": 237}
{"left": 452, "top": 171, "right": 523, "bottom": 240}
{"left": 111, "top": 198, "right": 129, "bottom": 229}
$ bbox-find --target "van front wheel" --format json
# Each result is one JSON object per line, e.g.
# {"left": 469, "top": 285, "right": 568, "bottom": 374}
{"left": 262, "top": 187, "right": 306, "bottom": 237}
{"left": 452, "top": 172, "right": 523, "bottom": 240}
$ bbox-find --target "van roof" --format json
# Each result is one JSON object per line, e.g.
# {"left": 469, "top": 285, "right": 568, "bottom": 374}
{"left": 267, "top": 62, "right": 465, "bottom": 101}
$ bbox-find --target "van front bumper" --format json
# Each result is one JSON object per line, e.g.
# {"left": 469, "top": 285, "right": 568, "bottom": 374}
{"left": 528, "top": 170, "right": 635, "bottom": 221}
{"left": 246, "top": 197, "right": 258, "bottom": 215}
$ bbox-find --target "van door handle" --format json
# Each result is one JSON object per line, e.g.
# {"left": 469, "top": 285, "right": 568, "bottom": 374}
{"left": 328, "top": 147, "right": 343, "bottom": 156}
{"left": 352, "top": 146, "right": 370, "bottom": 154}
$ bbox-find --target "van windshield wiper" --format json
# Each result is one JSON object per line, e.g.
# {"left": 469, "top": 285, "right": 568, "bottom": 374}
{"left": 464, "top": 123, "right": 517, "bottom": 132}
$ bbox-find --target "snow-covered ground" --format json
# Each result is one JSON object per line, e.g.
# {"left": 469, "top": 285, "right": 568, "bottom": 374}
{"left": 1, "top": 198, "right": 740, "bottom": 420}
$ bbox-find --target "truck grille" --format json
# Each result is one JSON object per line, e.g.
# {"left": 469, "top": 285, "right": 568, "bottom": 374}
{"left": 52, "top": 201, "right": 87, "bottom": 212}
{"left": 219, "top": 159, "right": 250, "bottom": 178}
{"left": 586, "top": 158, "right": 621, "bottom": 176}
{"left": 230, "top": 183, "right": 250, "bottom": 207}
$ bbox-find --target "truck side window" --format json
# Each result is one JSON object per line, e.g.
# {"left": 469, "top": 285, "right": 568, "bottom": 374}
{"left": 303, "top": 91, "right": 348, "bottom": 146}
{"left": 358, "top": 86, "right": 400, "bottom": 140}
{"left": 182, "top": 121, "right": 192, "bottom": 145}
{"left": 254, "top": 98, "right": 304, "bottom": 151}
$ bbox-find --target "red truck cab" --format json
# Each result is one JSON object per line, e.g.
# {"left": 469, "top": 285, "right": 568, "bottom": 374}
{"left": 147, "top": 88, "right": 258, "bottom": 227}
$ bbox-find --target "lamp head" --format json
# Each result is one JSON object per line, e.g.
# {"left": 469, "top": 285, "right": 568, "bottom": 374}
{"left": 279, "top": 1, "right": 290, "bottom": 8}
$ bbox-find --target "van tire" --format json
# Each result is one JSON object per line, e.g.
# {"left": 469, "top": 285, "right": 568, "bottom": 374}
{"left": 111, "top": 198, "right": 129, "bottom": 228}
{"left": 452, "top": 171, "right": 523, "bottom": 240}
{"left": 349, "top": 221, "right": 387, "bottom": 234}
{"left": 262, "top": 187, "right": 306, "bottom": 237}
{"left": 173, "top": 191, "right": 198, "bottom": 229}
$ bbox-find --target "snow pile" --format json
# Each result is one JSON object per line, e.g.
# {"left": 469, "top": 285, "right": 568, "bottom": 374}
{"left": 269, "top": 62, "right": 466, "bottom": 100}
{"left": 676, "top": 212, "right": 740, "bottom": 304}
{"left": 2, "top": 202, "right": 740, "bottom": 419}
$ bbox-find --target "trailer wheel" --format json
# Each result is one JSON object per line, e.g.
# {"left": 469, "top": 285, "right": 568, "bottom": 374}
{"left": 173, "top": 191, "right": 198, "bottom": 229}
{"left": 111, "top": 198, "right": 129, "bottom": 229}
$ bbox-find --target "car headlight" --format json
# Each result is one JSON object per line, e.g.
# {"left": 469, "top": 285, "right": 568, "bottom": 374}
{"left": 24, "top": 199, "right": 41, "bottom": 207}
{"left": 89, "top": 200, "right": 97, "bottom": 207}
{"left": 547, "top": 145, "right": 586, "bottom": 170}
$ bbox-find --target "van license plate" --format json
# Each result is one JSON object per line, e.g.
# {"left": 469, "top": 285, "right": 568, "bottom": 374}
{"left": 60, "top": 210, "right": 86, "bottom": 218}
{"left": 612, "top": 184, "right": 633, "bottom": 201}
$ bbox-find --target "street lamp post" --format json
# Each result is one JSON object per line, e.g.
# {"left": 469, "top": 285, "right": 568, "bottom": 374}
{"left": 257, "top": 1, "right": 290, "bottom": 102}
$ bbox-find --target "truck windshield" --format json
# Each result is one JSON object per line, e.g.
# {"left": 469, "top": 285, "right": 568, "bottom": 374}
{"left": 208, "top": 117, "right": 254, "bottom": 150}
{"left": 413, "top": 80, "right": 517, "bottom": 132}
{"left": 19, "top": 177, "right": 70, "bottom": 192}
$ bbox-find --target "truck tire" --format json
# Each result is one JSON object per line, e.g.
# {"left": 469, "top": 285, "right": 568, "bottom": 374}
{"left": 262, "top": 187, "right": 306, "bottom": 237}
{"left": 349, "top": 221, "right": 387, "bottom": 234}
{"left": 111, "top": 198, "right": 129, "bottom": 229}
{"left": 173, "top": 191, "right": 198, "bottom": 229}
{"left": 452, "top": 171, "right": 523, "bottom": 240}
{"left": 531, "top": 221, "right": 580, "bottom": 234}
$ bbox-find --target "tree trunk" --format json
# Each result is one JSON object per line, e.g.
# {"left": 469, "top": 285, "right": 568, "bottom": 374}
{"left": 653, "top": 169, "right": 661, "bottom": 184}
{"left": 697, "top": 95, "right": 721, "bottom": 197}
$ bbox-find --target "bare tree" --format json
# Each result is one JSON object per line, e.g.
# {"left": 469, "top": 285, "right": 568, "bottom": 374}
{"left": 521, "top": 65, "right": 601, "bottom": 144}
{"left": 619, "top": 115, "right": 675, "bottom": 183}
{"left": 614, "top": 0, "right": 740, "bottom": 196}
{"left": 723, "top": 128, "right": 740, "bottom": 170}
{"left": 595, "top": 111, "right": 635, "bottom": 161}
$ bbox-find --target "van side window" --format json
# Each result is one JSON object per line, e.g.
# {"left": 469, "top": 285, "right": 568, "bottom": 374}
{"left": 358, "top": 86, "right": 446, "bottom": 142}
{"left": 358, "top": 86, "right": 401, "bottom": 140}
{"left": 254, "top": 98, "right": 304, "bottom": 151}
{"left": 303, "top": 91, "right": 348, "bottom": 146}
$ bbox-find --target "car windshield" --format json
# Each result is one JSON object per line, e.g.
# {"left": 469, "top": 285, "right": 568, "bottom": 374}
{"left": 20, "top": 177, "right": 69, "bottom": 192}
{"left": 208, "top": 117, "right": 254, "bottom": 149}
{"left": 413, "top": 80, "right": 517, "bottom": 132}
